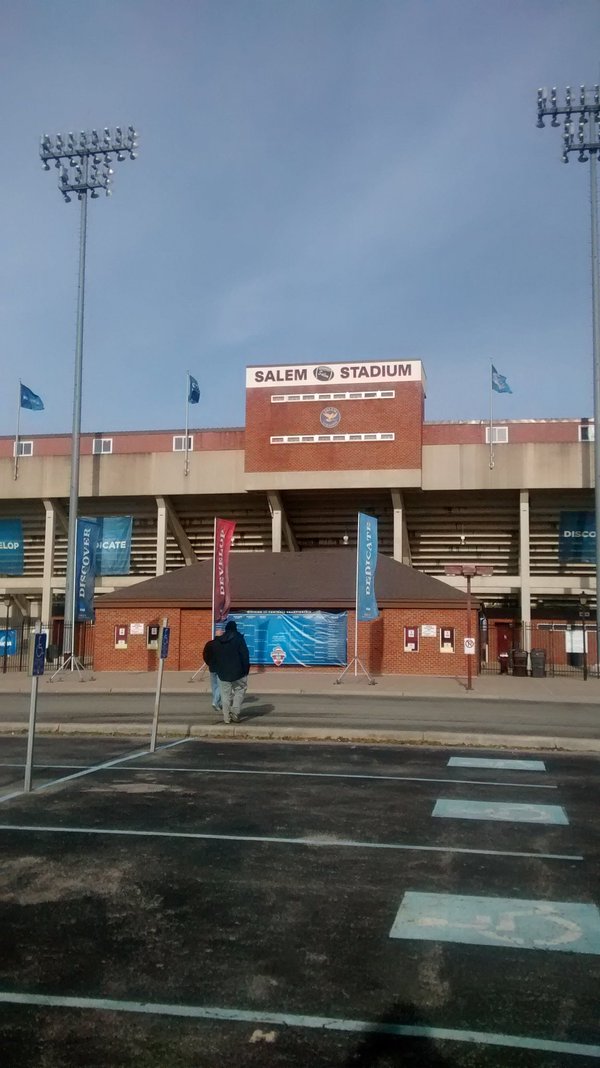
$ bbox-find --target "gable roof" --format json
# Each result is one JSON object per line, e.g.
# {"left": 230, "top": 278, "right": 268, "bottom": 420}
{"left": 97, "top": 550, "right": 468, "bottom": 610}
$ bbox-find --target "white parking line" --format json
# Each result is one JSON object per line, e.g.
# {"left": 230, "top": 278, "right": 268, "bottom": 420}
{"left": 0, "top": 822, "right": 583, "bottom": 861}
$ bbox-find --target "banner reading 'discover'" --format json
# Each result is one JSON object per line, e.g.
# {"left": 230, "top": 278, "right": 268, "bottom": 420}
{"left": 357, "top": 512, "right": 379, "bottom": 621}
{"left": 76, "top": 518, "right": 100, "bottom": 621}
{"left": 213, "top": 518, "right": 236, "bottom": 623}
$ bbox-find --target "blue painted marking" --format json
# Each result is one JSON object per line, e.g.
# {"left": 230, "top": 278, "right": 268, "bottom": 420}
{"left": 448, "top": 757, "right": 546, "bottom": 772}
{"left": 432, "top": 799, "right": 568, "bottom": 825}
{"left": 0, "top": 991, "right": 598, "bottom": 1058}
{"left": 390, "top": 892, "right": 600, "bottom": 954}
{"left": 0, "top": 824, "right": 582, "bottom": 861}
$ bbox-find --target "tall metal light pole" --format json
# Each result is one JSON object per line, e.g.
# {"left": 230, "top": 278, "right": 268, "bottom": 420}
{"left": 537, "top": 86, "right": 600, "bottom": 676}
{"left": 40, "top": 127, "right": 138, "bottom": 670}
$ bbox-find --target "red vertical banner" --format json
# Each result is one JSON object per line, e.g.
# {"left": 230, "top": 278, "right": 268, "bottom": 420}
{"left": 213, "top": 518, "right": 236, "bottom": 624}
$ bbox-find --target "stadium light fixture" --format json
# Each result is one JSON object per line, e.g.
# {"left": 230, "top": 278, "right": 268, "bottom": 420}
{"left": 444, "top": 564, "right": 493, "bottom": 690}
{"left": 40, "top": 127, "right": 138, "bottom": 673}
{"left": 537, "top": 87, "right": 600, "bottom": 671}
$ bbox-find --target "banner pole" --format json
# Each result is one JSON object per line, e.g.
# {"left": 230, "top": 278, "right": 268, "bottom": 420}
{"left": 14, "top": 381, "right": 21, "bottom": 482}
{"left": 211, "top": 516, "right": 217, "bottom": 638}
{"left": 488, "top": 363, "right": 493, "bottom": 472}
{"left": 184, "top": 372, "right": 190, "bottom": 477}
{"left": 354, "top": 513, "right": 360, "bottom": 675}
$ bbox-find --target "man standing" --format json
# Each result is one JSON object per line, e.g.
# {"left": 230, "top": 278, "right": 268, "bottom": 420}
{"left": 204, "top": 620, "right": 250, "bottom": 724}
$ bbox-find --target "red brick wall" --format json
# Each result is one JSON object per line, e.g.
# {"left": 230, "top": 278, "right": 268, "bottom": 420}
{"left": 94, "top": 605, "right": 470, "bottom": 676}
{"left": 423, "top": 421, "right": 583, "bottom": 446}
{"left": 244, "top": 383, "right": 424, "bottom": 473}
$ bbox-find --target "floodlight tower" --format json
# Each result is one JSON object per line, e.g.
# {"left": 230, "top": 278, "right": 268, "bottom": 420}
{"left": 40, "top": 127, "right": 138, "bottom": 671}
{"left": 537, "top": 86, "right": 600, "bottom": 672}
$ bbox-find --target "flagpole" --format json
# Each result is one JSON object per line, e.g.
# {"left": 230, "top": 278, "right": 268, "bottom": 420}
{"left": 14, "top": 381, "right": 21, "bottom": 481}
{"left": 488, "top": 363, "right": 493, "bottom": 467}
{"left": 211, "top": 516, "right": 217, "bottom": 638}
{"left": 184, "top": 372, "right": 190, "bottom": 477}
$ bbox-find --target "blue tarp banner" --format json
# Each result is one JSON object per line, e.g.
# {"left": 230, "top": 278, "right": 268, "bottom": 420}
{"left": 0, "top": 520, "right": 24, "bottom": 575}
{"left": 357, "top": 512, "right": 379, "bottom": 621}
{"left": 95, "top": 516, "right": 132, "bottom": 575}
{"left": 228, "top": 611, "right": 347, "bottom": 666}
{"left": 559, "top": 511, "right": 596, "bottom": 563}
{"left": 76, "top": 518, "right": 100, "bottom": 621}
{"left": 0, "top": 629, "right": 17, "bottom": 655}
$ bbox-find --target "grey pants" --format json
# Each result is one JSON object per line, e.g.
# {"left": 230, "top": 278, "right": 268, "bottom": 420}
{"left": 219, "top": 676, "right": 248, "bottom": 721}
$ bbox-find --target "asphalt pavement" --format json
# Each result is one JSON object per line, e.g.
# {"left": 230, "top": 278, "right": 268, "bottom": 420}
{"left": 0, "top": 668, "right": 599, "bottom": 752}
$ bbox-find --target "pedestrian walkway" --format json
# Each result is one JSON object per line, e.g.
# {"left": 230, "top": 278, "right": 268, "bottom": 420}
{"left": 0, "top": 667, "right": 598, "bottom": 703}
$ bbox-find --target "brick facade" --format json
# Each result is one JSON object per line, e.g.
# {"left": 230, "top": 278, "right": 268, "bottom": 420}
{"left": 94, "top": 605, "right": 470, "bottom": 677}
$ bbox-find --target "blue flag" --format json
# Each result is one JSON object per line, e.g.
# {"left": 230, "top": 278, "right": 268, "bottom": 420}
{"left": 20, "top": 383, "right": 44, "bottom": 410}
{"left": 491, "top": 366, "right": 512, "bottom": 394}
{"left": 75, "top": 518, "right": 100, "bottom": 621}
{"left": 357, "top": 513, "right": 379, "bottom": 621}
{"left": 188, "top": 375, "right": 200, "bottom": 404}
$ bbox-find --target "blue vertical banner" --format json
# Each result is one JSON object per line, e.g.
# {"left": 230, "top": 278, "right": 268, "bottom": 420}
{"left": 95, "top": 517, "right": 132, "bottom": 575}
{"left": 0, "top": 519, "right": 24, "bottom": 575}
{"left": 356, "top": 512, "right": 379, "bottom": 621}
{"left": 559, "top": 511, "right": 596, "bottom": 563}
{"left": 76, "top": 518, "right": 100, "bottom": 621}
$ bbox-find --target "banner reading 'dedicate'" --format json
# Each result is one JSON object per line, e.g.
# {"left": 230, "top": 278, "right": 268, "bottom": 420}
{"left": 95, "top": 516, "right": 132, "bottom": 575}
{"left": 357, "top": 512, "right": 379, "bottom": 621}
{"left": 213, "top": 518, "right": 236, "bottom": 624}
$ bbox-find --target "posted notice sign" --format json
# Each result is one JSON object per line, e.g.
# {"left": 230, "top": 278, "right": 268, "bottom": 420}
{"left": 464, "top": 637, "right": 476, "bottom": 655}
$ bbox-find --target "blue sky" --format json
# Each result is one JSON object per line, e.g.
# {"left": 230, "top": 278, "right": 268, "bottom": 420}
{"left": 2, "top": 0, "right": 600, "bottom": 436}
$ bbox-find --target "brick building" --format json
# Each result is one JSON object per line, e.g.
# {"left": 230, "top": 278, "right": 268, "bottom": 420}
{"left": 94, "top": 550, "right": 469, "bottom": 675}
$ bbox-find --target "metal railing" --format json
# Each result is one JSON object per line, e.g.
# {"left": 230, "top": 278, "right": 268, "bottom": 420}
{"left": 479, "top": 620, "right": 599, "bottom": 679}
{"left": 0, "top": 620, "right": 95, "bottom": 674}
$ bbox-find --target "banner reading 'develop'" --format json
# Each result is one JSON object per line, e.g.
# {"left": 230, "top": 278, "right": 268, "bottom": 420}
{"left": 213, "top": 518, "right": 236, "bottom": 624}
{"left": 0, "top": 519, "right": 24, "bottom": 576}
{"left": 76, "top": 518, "right": 100, "bottom": 621}
{"left": 357, "top": 512, "right": 379, "bottom": 621}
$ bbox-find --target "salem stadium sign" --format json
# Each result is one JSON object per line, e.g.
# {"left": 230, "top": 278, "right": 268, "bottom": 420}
{"left": 246, "top": 359, "right": 424, "bottom": 388}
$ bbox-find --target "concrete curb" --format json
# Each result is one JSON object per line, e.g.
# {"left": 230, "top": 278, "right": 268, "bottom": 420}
{"left": 2, "top": 721, "right": 600, "bottom": 752}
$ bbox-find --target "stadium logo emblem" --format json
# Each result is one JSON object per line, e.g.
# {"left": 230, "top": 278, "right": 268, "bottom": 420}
{"left": 320, "top": 406, "right": 341, "bottom": 429}
{"left": 314, "top": 365, "right": 334, "bottom": 382}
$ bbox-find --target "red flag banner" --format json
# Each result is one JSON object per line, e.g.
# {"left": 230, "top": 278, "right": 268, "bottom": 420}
{"left": 213, "top": 518, "right": 236, "bottom": 623}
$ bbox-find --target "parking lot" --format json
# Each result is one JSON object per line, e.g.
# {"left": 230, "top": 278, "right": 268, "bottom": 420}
{"left": 1, "top": 735, "right": 600, "bottom": 1066}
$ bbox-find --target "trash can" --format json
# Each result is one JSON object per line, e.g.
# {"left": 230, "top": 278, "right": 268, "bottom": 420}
{"left": 45, "top": 643, "right": 59, "bottom": 663}
{"left": 498, "top": 652, "right": 509, "bottom": 675}
{"left": 512, "top": 649, "right": 528, "bottom": 677}
{"left": 530, "top": 648, "right": 546, "bottom": 678}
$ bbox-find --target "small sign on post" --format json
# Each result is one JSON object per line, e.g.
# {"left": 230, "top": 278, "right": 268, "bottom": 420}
{"left": 464, "top": 637, "right": 476, "bottom": 656}
{"left": 25, "top": 625, "right": 46, "bottom": 792}
{"left": 150, "top": 617, "right": 168, "bottom": 753}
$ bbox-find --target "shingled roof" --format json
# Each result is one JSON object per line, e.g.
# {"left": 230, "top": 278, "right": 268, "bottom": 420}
{"left": 97, "top": 550, "right": 467, "bottom": 610}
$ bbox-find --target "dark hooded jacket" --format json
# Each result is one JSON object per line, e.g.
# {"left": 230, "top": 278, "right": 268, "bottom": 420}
{"left": 205, "top": 621, "right": 250, "bottom": 683}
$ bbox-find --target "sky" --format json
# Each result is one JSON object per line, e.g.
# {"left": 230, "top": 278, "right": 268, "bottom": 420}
{"left": 2, "top": 0, "right": 600, "bottom": 437}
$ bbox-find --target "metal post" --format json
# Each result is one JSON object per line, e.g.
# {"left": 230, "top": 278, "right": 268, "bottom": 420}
{"left": 466, "top": 574, "right": 472, "bottom": 691}
{"left": 150, "top": 617, "right": 168, "bottom": 752}
{"left": 2, "top": 597, "right": 10, "bottom": 675}
{"left": 537, "top": 86, "right": 600, "bottom": 677}
{"left": 590, "top": 149, "right": 600, "bottom": 677}
{"left": 63, "top": 156, "right": 88, "bottom": 667}
{"left": 40, "top": 126, "right": 138, "bottom": 675}
{"left": 24, "top": 622, "right": 43, "bottom": 792}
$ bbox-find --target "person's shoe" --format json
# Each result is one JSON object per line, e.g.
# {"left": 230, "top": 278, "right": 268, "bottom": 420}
{"left": 212, "top": 704, "right": 222, "bottom": 712}
{"left": 222, "top": 716, "right": 231, "bottom": 724}
{"left": 230, "top": 714, "right": 240, "bottom": 723}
